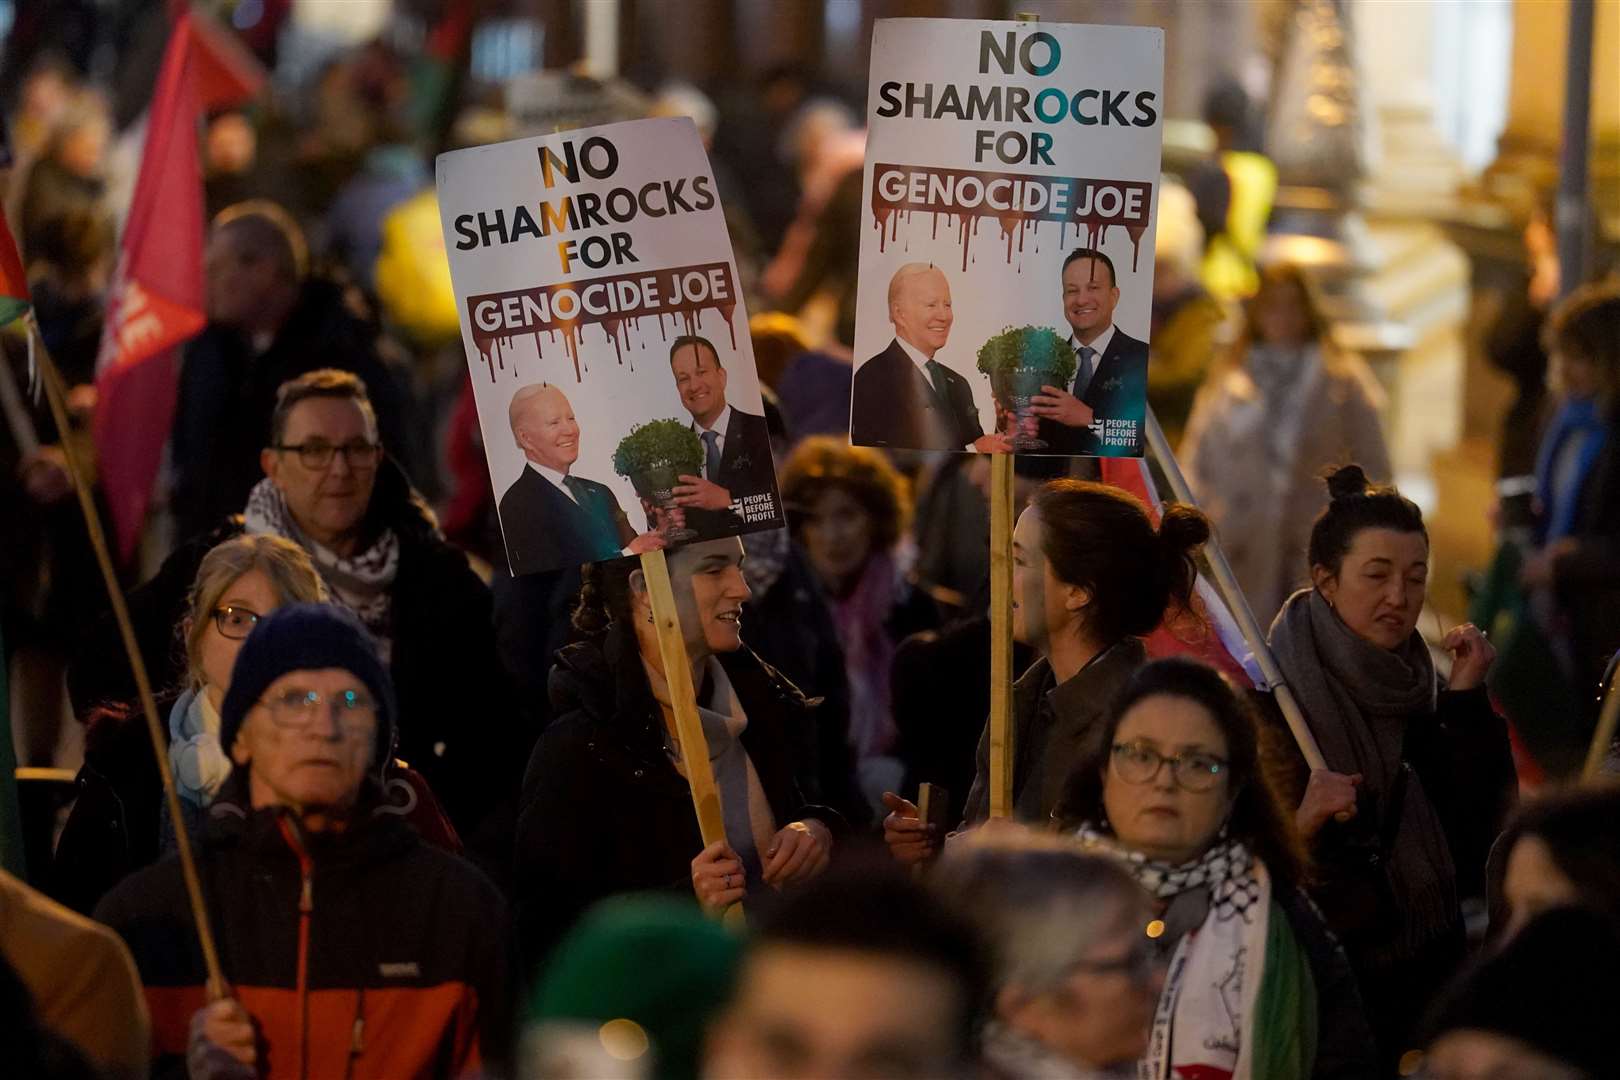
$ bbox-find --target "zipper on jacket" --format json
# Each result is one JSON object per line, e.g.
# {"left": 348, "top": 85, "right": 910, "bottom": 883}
{"left": 277, "top": 816, "right": 316, "bottom": 1080}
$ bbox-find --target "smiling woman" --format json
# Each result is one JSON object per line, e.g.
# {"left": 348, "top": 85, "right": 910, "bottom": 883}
{"left": 512, "top": 541, "right": 845, "bottom": 971}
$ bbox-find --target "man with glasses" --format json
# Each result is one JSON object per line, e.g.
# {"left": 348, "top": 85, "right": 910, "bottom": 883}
{"left": 97, "top": 604, "right": 508, "bottom": 1080}
{"left": 72, "top": 369, "right": 523, "bottom": 859}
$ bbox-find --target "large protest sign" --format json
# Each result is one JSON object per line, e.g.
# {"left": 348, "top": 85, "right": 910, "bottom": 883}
{"left": 437, "top": 117, "right": 785, "bottom": 577}
{"left": 850, "top": 19, "right": 1164, "bottom": 458}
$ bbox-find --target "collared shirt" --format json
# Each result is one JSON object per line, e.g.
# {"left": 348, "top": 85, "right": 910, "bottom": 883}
{"left": 528, "top": 462, "right": 579, "bottom": 505}
{"left": 527, "top": 462, "right": 635, "bottom": 555}
{"left": 691, "top": 403, "right": 732, "bottom": 464}
{"left": 895, "top": 335, "right": 938, "bottom": 381}
{"left": 1068, "top": 322, "right": 1117, "bottom": 398}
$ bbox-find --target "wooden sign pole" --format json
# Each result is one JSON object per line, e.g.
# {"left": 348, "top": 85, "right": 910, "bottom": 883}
{"left": 639, "top": 548, "right": 742, "bottom": 923}
{"left": 988, "top": 453, "right": 1016, "bottom": 819}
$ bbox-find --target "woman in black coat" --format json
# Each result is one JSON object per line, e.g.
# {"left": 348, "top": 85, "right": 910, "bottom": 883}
{"left": 512, "top": 537, "right": 843, "bottom": 972}
{"left": 1268, "top": 466, "right": 1516, "bottom": 1070}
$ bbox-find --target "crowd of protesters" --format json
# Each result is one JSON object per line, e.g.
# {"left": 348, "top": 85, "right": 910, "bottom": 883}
{"left": 2, "top": 13, "right": 1620, "bottom": 1080}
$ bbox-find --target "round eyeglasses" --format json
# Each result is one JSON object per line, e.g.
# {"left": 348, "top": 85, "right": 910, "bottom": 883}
{"left": 1110, "top": 742, "right": 1228, "bottom": 793}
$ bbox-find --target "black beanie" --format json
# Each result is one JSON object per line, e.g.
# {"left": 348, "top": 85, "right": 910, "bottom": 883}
{"left": 218, "top": 603, "right": 397, "bottom": 773}
{"left": 1423, "top": 907, "right": 1619, "bottom": 1076}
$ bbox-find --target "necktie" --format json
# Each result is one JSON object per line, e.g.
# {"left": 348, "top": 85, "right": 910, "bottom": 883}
{"left": 925, "top": 359, "right": 952, "bottom": 405}
{"left": 1075, "top": 346, "right": 1097, "bottom": 396}
{"left": 562, "top": 474, "right": 588, "bottom": 507}
{"left": 702, "top": 429, "right": 722, "bottom": 481}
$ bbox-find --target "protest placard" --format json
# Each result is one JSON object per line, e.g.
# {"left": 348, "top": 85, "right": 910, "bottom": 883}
{"left": 437, "top": 117, "right": 785, "bottom": 578}
{"left": 850, "top": 18, "right": 1164, "bottom": 458}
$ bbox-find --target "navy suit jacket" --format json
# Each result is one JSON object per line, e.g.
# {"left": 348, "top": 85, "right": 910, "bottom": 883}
{"left": 850, "top": 338, "right": 984, "bottom": 451}
{"left": 1040, "top": 326, "right": 1149, "bottom": 456}
{"left": 686, "top": 406, "right": 781, "bottom": 536}
{"left": 499, "top": 465, "right": 634, "bottom": 576}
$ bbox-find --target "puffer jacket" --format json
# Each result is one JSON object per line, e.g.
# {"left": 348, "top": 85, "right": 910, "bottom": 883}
{"left": 95, "top": 775, "right": 508, "bottom": 1079}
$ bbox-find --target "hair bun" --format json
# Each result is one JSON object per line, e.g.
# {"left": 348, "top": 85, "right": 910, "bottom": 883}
{"left": 1157, "top": 502, "right": 1212, "bottom": 558}
{"left": 1324, "top": 464, "right": 1370, "bottom": 502}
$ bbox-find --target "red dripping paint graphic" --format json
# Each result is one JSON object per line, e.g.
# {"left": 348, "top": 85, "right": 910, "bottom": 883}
{"left": 464, "top": 262, "right": 740, "bottom": 384}
{"left": 869, "top": 163, "right": 1152, "bottom": 275}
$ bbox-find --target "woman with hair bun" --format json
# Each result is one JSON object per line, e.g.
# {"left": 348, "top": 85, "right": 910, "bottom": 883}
{"left": 1268, "top": 464, "right": 1516, "bottom": 1069}
{"left": 512, "top": 538, "right": 843, "bottom": 972}
{"left": 884, "top": 479, "right": 1211, "bottom": 861}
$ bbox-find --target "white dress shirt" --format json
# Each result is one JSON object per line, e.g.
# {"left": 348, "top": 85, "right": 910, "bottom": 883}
{"left": 1068, "top": 322, "right": 1116, "bottom": 398}
{"left": 692, "top": 403, "right": 732, "bottom": 476}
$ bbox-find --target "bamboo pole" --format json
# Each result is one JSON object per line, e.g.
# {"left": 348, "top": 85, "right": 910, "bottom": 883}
{"left": 30, "top": 317, "right": 228, "bottom": 998}
{"left": 987, "top": 453, "right": 1016, "bottom": 818}
{"left": 1143, "top": 409, "right": 1329, "bottom": 772}
{"left": 639, "top": 548, "right": 742, "bottom": 924}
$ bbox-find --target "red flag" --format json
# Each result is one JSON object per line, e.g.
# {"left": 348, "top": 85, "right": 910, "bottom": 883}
{"left": 94, "top": 12, "right": 208, "bottom": 563}
{"left": 1100, "top": 456, "right": 1258, "bottom": 688}
{"left": 190, "top": 8, "right": 268, "bottom": 111}
{"left": 0, "top": 209, "right": 29, "bottom": 325}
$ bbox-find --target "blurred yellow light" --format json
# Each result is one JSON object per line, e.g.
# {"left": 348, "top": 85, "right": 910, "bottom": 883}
{"left": 599, "top": 1018, "right": 650, "bottom": 1061}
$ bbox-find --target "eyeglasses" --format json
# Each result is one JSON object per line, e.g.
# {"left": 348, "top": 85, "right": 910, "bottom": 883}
{"left": 272, "top": 440, "right": 382, "bottom": 470}
{"left": 1110, "top": 742, "right": 1228, "bottom": 792}
{"left": 256, "top": 687, "right": 378, "bottom": 732}
{"left": 211, "top": 605, "right": 261, "bottom": 640}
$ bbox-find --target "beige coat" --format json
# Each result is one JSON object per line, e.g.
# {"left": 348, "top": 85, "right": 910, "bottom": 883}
{"left": 1180, "top": 343, "right": 1391, "bottom": 626}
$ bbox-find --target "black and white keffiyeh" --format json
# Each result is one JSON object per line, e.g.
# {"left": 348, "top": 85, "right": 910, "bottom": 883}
{"left": 243, "top": 478, "right": 400, "bottom": 661}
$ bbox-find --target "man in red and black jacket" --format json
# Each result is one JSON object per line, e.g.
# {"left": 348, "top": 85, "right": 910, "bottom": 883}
{"left": 96, "top": 604, "right": 509, "bottom": 1079}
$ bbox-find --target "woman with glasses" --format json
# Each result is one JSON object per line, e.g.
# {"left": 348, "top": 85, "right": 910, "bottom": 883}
{"left": 1268, "top": 465, "right": 1514, "bottom": 1069}
{"left": 885, "top": 479, "right": 1209, "bottom": 863}
{"left": 167, "top": 534, "right": 327, "bottom": 831}
{"left": 53, "top": 534, "right": 325, "bottom": 913}
{"left": 932, "top": 826, "right": 1163, "bottom": 1079}
{"left": 1055, "top": 658, "right": 1376, "bottom": 1080}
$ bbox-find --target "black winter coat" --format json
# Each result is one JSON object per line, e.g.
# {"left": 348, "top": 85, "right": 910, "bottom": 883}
{"left": 512, "top": 625, "right": 843, "bottom": 971}
{"left": 62, "top": 462, "right": 525, "bottom": 895}
{"left": 1259, "top": 685, "right": 1515, "bottom": 1068}
{"left": 741, "top": 544, "right": 868, "bottom": 827}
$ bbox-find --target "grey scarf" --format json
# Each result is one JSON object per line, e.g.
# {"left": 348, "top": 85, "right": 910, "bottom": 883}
{"left": 1269, "top": 588, "right": 1457, "bottom": 951}
{"left": 243, "top": 478, "right": 400, "bottom": 661}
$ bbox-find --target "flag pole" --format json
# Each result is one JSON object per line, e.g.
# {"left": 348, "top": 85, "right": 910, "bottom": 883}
{"left": 28, "top": 314, "right": 228, "bottom": 998}
{"left": 1143, "top": 408, "right": 1328, "bottom": 771}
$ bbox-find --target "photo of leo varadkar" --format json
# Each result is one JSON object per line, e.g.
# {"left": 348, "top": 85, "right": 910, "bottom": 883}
{"left": 1030, "top": 246, "right": 1148, "bottom": 457}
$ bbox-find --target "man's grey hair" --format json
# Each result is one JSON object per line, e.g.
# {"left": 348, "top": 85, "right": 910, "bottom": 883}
{"left": 930, "top": 827, "right": 1151, "bottom": 993}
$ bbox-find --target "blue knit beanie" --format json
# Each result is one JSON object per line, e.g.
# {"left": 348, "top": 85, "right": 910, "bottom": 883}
{"left": 219, "top": 603, "right": 396, "bottom": 772}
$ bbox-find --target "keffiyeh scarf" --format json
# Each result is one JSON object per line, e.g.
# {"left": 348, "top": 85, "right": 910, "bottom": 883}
{"left": 1077, "top": 827, "right": 1315, "bottom": 1080}
{"left": 244, "top": 478, "right": 400, "bottom": 661}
